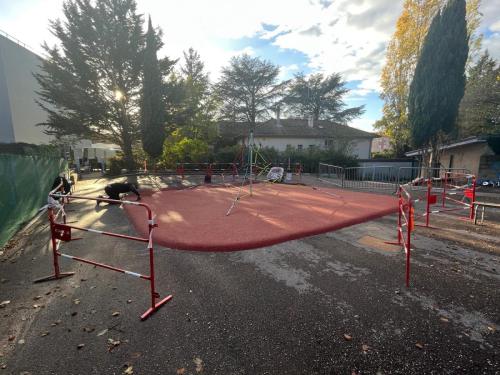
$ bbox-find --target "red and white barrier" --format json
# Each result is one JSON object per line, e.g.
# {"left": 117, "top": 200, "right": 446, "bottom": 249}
{"left": 35, "top": 193, "right": 172, "bottom": 321}
{"left": 399, "top": 186, "right": 413, "bottom": 287}
{"left": 176, "top": 162, "right": 239, "bottom": 181}
{"left": 387, "top": 185, "right": 414, "bottom": 287}
{"left": 409, "top": 172, "right": 476, "bottom": 228}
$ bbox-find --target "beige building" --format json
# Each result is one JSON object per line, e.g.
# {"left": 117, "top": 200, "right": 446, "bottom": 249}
{"left": 0, "top": 32, "right": 52, "bottom": 144}
{"left": 406, "top": 136, "right": 500, "bottom": 179}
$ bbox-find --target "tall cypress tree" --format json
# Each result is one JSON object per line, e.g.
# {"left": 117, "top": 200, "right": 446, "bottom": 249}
{"left": 141, "top": 16, "right": 165, "bottom": 160}
{"left": 408, "top": 0, "right": 469, "bottom": 148}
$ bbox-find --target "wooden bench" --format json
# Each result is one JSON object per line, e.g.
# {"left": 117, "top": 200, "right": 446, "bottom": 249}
{"left": 473, "top": 201, "right": 500, "bottom": 224}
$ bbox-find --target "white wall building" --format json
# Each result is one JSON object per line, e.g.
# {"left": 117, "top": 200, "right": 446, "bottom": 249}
{"left": 0, "top": 32, "right": 52, "bottom": 144}
{"left": 219, "top": 118, "right": 375, "bottom": 159}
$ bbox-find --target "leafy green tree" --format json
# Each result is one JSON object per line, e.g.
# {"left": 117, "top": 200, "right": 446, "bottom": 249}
{"left": 161, "top": 129, "right": 210, "bottom": 167}
{"left": 408, "top": 0, "right": 468, "bottom": 150}
{"left": 177, "top": 48, "right": 217, "bottom": 140}
{"left": 284, "top": 72, "right": 364, "bottom": 124}
{"left": 141, "top": 16, "right": 165, "bottom": 160}
{"left": 377, "top": 0, "right": 482, "bottom": 156}
{"left": 457, "top": 51, "right": 500, "bottom": 137}
{"left": 35, "top": 0, "right": 174, "bottom": 169}
{"left": 215, "top": 54, "right": 283, "bottom": 129}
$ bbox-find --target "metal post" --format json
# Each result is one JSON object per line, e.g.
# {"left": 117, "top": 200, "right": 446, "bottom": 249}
{"left": 249, "top": 130, "right": 254, "bottom": 196}
{"left": 425, "top": 178, "right": 431, "bottom": 227}
{"left": 49, "top": 209, "right": 60, "bottom": 278}
{"left": 442, "top": 172, "right": 447, "bottom": 208}
{"left": 470, "top": 176, "right": 476, "bottom": 220}
{"left": 406, "top": 199, "right": 412, "bottom": 288}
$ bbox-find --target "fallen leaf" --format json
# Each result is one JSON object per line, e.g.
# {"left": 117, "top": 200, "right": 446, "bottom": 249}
{"left": 127, "top": 300, "right": 132, "bottom": 304}
{"left": 362, "top": 344, "right": 369, "bottom": 352}
{"left": 123, "top": 365, "right": 133, "bottom": 374}
{"left": 440, "top": 317, "right": 449, "bottom": 323}
{"left": 415, "top": 342, "right": 424, "bottom": 349}
{"left": 107, "top": 338, "right": 121, "bottom": 351}
{"left": 130, "top": 352, "right": 142, "bottom": 359}
{"left": 97, "top": 329, "right": 108, "bottom": 337}
{"left": 176, "top": 368, "right": 186, "bottom": 375}
{"left": 343, "top": 334, "right": 352, "bottom": 341}
{"left": 33, "top": 296, "right": 42, "bottom": 301}
{"left": 41, "top": 331, "right": 50, "bottom": 337}
{"left": 0, "top": 301, "right": 11, "bottom": 308}
{"left": 8, "top": 335, "right": 15, "bottom": 341}
{"left": 73, "top": 299, "right": 81, "bottom": 305}
{"left": 45, "top": 291, "right": 51, "bottom": 296}
{"left": 77, "top": 343, "right": 85, "bottom": 350}
{"left": 193, "top": 357, "right": 203, "bottom": 373}
{"left": 112, "top": 311, "right": 120, "bottom": 317}
{"left": 0, "top": 364, "right": 6, "bottom": 369}
{"left": 487, "top": 326, "right": 496, "bottom": 332}
{"left": 83, "top": 327, "right": 95, "bottom": 333}
{"left": 18, "top": 339, "right": 25, "bottom": 345}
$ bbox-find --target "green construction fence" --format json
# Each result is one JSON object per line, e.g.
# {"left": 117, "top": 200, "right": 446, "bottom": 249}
{"left": 0, "top": 154, "right": 67, "bottom": 248}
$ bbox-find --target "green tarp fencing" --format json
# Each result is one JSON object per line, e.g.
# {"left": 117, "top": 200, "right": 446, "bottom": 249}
{"left": 0, "top": 154, "right": 67, "bottom": 248}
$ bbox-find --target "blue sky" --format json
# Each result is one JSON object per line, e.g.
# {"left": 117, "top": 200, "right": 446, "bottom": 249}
{"left": 0, "top": 0, "right": 499, "bottom": 132}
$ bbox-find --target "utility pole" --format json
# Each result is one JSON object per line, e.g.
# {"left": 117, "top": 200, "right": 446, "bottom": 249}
{"left": 249, "top": 130, "right": 254, "bottom": 196}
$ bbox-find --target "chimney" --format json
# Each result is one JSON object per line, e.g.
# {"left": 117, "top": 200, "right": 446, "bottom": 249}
{"left": 308, "top": 115, "right": 314, "bottom": 128}
{"left": 276, "top": 106, "right": 281, "bottom": 127}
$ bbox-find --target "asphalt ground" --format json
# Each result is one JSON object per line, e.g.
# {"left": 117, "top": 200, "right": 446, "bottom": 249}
{"left": 0, "top": 174, "right": 499, "bottom": 375}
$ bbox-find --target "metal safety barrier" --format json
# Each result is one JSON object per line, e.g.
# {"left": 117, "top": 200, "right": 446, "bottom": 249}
{"left": 318, "top": 163, "right": 398, "bottom": 191}
{"left": 35, "top": 187, "right": 172, "bottom": 321}
{"left": 386, "top": 185, "right": 414, "bottom": 287}
{"left": 402, "top": 171, "right": 476, "bottom": 227}
{"left": 176, "top": 162, "right": 239, "bottom": 181}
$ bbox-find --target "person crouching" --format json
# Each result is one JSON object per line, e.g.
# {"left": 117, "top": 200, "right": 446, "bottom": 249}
{"left": 97, "top": 182, "right": 141, "bottom": 206}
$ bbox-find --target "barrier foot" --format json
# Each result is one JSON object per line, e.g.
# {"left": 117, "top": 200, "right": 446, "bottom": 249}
{"left": 140, "top": 294, "right": 173, "bottom": 321}
{"left": 384, "top": 241, "right": 401, "bottom": 246}
{"left": 33, "top": 272, "right": 75, "bottom": 283}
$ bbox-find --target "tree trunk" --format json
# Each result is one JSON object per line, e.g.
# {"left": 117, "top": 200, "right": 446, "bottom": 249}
{"left": 122, "top": 133, "right": 135, "bottom": 171}
{"left": 120, "top": 110, "right": 135, "bottom": 171}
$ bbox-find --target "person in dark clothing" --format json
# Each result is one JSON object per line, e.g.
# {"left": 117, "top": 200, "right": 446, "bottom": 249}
{"left": 97, "top": 183, "right": 141, "bottom": 206}
{"left": 51, "top": 175, "right": 72, "bottom": 200}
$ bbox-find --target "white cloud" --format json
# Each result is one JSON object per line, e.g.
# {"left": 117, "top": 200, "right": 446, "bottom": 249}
{"left": 278, "top": 63, "right": 300, "bottom": 80}
{"left": 350, "top": 117, "right": 377, "bottom": 133}
{"left": 490, "top": 21, "right": 500, "bottom": 33}
{"left": 483, "top": 33, "right": 500, "bottom": 61}
{"left": 1, "top": 0, "right": 498, "bottom": 112}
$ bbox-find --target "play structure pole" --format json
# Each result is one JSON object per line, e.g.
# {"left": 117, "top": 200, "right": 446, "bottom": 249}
{"left": 249, "top": 130, "right": 254, "bottom": 196}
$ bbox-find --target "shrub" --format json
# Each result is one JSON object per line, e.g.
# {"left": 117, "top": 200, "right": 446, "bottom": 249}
{"left": 161, "top": 131, "right": 211, "bottom": 168}
{"left": 108, "top": 156, "right": 125, "bottom": 175}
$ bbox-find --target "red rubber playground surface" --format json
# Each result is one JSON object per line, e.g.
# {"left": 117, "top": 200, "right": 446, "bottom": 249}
{"left": 124, "top": 184, "right": 399, "bottom": 252}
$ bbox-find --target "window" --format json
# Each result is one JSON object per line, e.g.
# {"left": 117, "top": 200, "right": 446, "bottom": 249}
{"left": 297, "top": 144, "right": 303, "bottom": 151}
